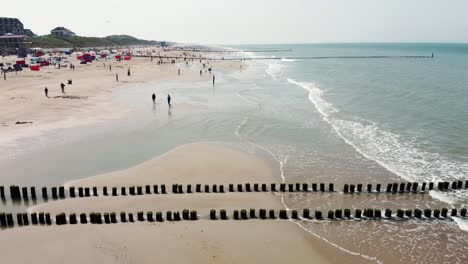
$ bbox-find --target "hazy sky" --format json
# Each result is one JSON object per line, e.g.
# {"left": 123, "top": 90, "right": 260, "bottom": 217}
{"left": 4, "top": 0, "right": 468, "bottom": 44}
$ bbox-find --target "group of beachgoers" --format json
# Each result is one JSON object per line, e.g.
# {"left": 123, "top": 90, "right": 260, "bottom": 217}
{"left": 37, "top": 50, "right": 218, "bottom": 113}
{"left": 44, "top": 80, "right": 71, "bottom": 97}
{"left": 152, "top": 93, "right": 171, "bottom": 106}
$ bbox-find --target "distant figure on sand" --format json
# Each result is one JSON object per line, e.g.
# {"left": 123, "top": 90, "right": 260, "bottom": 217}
{"left": 152, "top": 93, "right": 156, "bottom": 104}
{"left": 116, "top": 74, "right": 119, "bottom": 82}
{"left": 60, "top": 83, "right": 65, "bottom": 93}
{"left": 200, "top": 70, "right": 202, "bottom": 76}
{"left": 128, "top": 68, "right": 131, "bottom": 76}
{"left": 44, "top": 87, "right": 48, "bottom": 97}
{"left": 178, "top": 69, "right": 180, "bottom": 75}
{"left": 167, "top": 94, "right": 171, "bottom": 106}
{"left": 213, "top": 75, "right": 216, "bottom": 86}
{"left": 109, "top": 65, "right": 112, "bottom": 71}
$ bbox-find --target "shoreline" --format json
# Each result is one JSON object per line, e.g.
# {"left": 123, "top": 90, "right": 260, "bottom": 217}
{"left": 0, "top": 50, "right": 243, "bottom": 150}
{"left": 2, "top": 142, "right": 365, "bottom": 264}
{"left": 2, "top": 43, "right": 468, "bottom": 263}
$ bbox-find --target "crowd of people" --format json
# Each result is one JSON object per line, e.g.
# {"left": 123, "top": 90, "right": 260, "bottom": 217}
{"left": 2, "top": 47, "right": 226, "bottom": 115}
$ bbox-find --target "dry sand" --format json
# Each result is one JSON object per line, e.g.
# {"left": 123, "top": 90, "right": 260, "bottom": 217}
{"left": 1, "top": 142, "right": 365, "bottom": 263}
{"left": 0, "top": 52, "right": 243, "bottom": 145}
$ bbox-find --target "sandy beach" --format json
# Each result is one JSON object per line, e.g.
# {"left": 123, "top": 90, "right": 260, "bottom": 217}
{"left": 0, "top": 142, "right": 364, "bottom": 264}
{"left": 0, "top": 51, "right": 241, "bottom": 144}
{"left": 0, "top": 51, "right": 364, "bottom": 264}
{"left": 2, "top": 2, "right": 468, "bottom": 263}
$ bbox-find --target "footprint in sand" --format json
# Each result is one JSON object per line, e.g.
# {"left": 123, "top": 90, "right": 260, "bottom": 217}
{"left": 95, "top": 238, "right": 130, "bottom": 264}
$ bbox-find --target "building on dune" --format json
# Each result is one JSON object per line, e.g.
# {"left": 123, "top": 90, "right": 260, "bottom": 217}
{"left": 51, "top": 27, "right": 76, "bottom": 37}
{"left": 0, "top": 17, "right": 34, "bottom": 54}
{"left": 0, "top": 34, "right": 30, "bottom": 54}
{"left": 0, "top": 17, "right": 35, "bottom": 37}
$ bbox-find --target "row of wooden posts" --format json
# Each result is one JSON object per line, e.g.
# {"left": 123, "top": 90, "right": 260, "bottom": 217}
{"left": 2, "top": 180, "right": 468, "bottom": 201}
{"left": 0, "top": 210, "right": 198, "bottom": 228}
{"left": 1, "top": 207, "right": 466, "bottom": 228}
{"left": 211, "top": 208, "right": 467, "bottom": 221}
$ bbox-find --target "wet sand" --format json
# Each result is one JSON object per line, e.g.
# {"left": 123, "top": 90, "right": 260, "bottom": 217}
{"left": 0, "top": 222, "right": 333, "bottom": 264}
{"left": 1, "top": 142, "right": 365, "bottom": 264}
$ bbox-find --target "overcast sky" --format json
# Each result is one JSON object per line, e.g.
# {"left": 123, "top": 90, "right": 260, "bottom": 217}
{"left": 4, "top": 0, "right": 468, "bottom": 44}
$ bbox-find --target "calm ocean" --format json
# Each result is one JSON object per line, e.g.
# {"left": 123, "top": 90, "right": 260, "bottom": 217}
{"left": 231, "top": 43, "right": 468, "bottom": 262}
{"left": 237, "top": 43, "right": 468, "bottom": 186}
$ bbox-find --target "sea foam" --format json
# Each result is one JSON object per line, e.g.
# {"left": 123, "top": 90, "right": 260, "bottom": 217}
{"left": 287, "top": 77, "right": 468, "bottom": 232}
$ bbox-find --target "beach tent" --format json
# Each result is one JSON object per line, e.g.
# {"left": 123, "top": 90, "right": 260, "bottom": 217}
{"left": 30, "top": 57, "right": 41, "bottom": 64}
{"left": 81, "top": 54, "right": 96, "bottom": 62}
{"left": 30, "top": 65, "right": 40, "bottom": 71}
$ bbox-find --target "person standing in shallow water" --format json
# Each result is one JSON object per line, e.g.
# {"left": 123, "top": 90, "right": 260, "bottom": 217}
{"left": 167, "top": 94, "right": 171, "bottom": 106}
{"left": 152, "top": 93, "right": 156, "bottom": 104}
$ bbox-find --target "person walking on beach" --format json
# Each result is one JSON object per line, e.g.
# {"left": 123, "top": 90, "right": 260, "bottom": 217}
{"left": 167, "top": 94, "right": 171, "bottom": 106}
{"left": 109, "top": 65, "right": 112, "bottom": 71}
{"left": 178, "top": 69, "right": 180, "bottom": 75}
{"left": 200, "top": 70, "right": 202, "bottom": 76}
{"left": 60, "top": 83, "right": 65, "bottom": 93}
{"left": 128, "top": 68, "right": 131, "bottom": 76}
{"left": 116, "top": 74, "right": 119, "bottom": 82}
{"left": 44, "top": 87, "right": 48, "bottom": 97}
{"left": 152, "top": 93, "right": 156, "bottom": 104}
{"left": 213, "top": 75, "right": 216, "bottom": 86}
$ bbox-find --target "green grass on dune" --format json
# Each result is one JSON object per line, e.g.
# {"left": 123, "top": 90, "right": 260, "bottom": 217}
{"left": 30, "top": 35, "right": 160, "bottom": 49}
